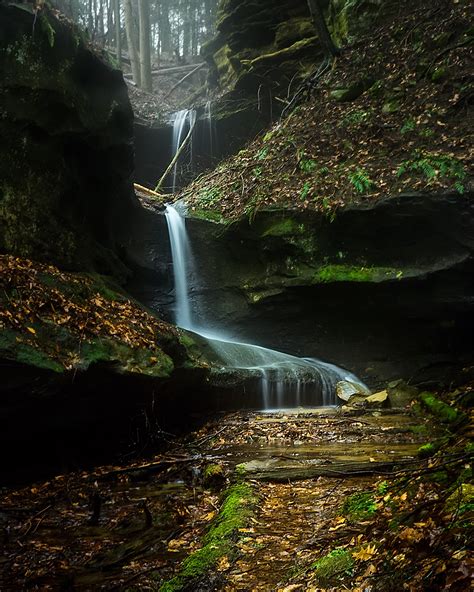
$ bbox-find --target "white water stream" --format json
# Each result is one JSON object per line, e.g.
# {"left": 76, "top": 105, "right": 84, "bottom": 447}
{"left": 164, "top": 204, "right": 368, "bottom": 409}
{"left": 170, "top": 109, "right": 196, "bottom": 193}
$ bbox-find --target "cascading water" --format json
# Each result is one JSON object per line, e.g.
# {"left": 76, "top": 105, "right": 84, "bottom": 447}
{"left": 165, "top": 204, "right": 368, "bottom": 409}
{"left": 204, "top": 100, "right": 216, "bottom": 161}
{"left": 170, "top": 109, "right": 196, "bottom": 193}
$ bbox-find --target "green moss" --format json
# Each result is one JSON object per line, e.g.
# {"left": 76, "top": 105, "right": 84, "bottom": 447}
{"left": 81, "top": 338, "right": 174, "bottom": 378}
{"left": 429, "top": 470, "right": 449, "bottom": 483}
{"left": 311, "top": 548, "right": 354, "bottom": 585}
{"left": 417, "top": 442, "right": 437, "bottom": 457}
{"left": 313, "top": 265, "right": 403, "bottom": 283}
{"left": 261, "top": 218, "right": 305, "bottom": 237}
{"left": 274, "top": 18, "right": 314, "bottom": 48}
{"left": 0, "top": 328, "right": 64, "bottom": 373}
{"left": 419, "top": 392, "right": 458, "bottom": 423}
{"left": 445, "top": 484, "right": 474, "bottom": 515}
{"left": 40, "top": 14, "right": 56, "bottom": 48}
{"left": 342, "top": 492, "right": 377, "bottom": 520}
{"left": 190, "top": 208, "right": 223, "bottom": 223}
{"left": 409, "top": 424, "right": 429, "bottom": 436}
{"left": 249, "top": 37, "right": 317, "bottom": 68}
{"left": 330, "top": 78, "right": 374, "bottom": 103}
{"left": 431, "top": 66, "right": 447, "bottom": 83}
{"left": 159, "top": 483, "right": 256, "bottom": 591}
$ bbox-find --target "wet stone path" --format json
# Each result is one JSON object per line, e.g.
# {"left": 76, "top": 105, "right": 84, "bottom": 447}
{"left": 0, "top": 407, "right": 431, "bottom": 590}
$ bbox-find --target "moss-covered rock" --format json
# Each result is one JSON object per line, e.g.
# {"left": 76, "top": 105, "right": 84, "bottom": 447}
{"left": 159, "top": 483, "right": 256, "bottom": 591}
{"left": 311, "top": 547, "right": 354, "bottom": 586}
{"left": 419, "top": 392, "right": 459, "bottom": 423}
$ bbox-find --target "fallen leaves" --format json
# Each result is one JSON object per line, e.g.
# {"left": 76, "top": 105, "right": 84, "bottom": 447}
{"left": 0, "top": 255, "right": 178, "bottom": 367}
{"left": 352, "top": 544, "right": 378, "bottom": 561}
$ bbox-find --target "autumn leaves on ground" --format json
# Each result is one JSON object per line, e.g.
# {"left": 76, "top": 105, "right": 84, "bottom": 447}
{"left": 1, "top": 390, "right": 472, "bottom": 591}
{"left": 185, "top": 0, "right": 472, "bottom": 221}
{"left": 0, "top": 255, "right": 190, "bottom": 377}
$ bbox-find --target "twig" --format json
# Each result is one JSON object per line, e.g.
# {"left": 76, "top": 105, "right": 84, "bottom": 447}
{"left": 164, "top": 62, "right": 206, "bottom": 100}
{"left": 419, "top": 37, "right": 473, "bottom": 80}
{"left": 190, "top": 426, "right": 228, "bottom": 447}
{"left": 155, "top": 116, "right": 197, "bottom": 193}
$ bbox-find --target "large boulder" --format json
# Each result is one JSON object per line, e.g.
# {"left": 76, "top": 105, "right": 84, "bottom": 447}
{"left": 0, "top": 3, "right": 136, "bottom": 278}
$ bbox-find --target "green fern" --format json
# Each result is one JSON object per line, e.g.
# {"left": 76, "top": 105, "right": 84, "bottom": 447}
{"left": 397, "top": 152, "right": 466, "bottom": 189}
{"left": 349, "top": 168, "right": 374, "bottom": 193}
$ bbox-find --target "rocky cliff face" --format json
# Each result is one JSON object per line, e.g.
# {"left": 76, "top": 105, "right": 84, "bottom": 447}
{"left": 0, "top": 4, "right": 136, "bottom": 278}
{"left": 127, "top": 191, "right": 474, "bottom": 389}
{"left": 198, "top": 0, "right": 396, "bottom": 158}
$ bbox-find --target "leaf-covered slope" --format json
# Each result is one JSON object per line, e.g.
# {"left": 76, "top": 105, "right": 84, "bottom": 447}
{"left": 184, "top": 0, "right": 473, "bottom": 222}
{"left": 0, "top": 255, "right": 194, "bottom": 378}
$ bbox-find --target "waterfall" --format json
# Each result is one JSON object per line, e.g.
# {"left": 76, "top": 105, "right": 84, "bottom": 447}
{"left": 204, "top": 100, "right": 215, "bottom": 161}
{"left": 170, "top": 109, "right": 196, "bottom": 193}
{"left": 164, "top": 204, "right": 368, "bottom": 409}
{"left": 164, "top": 204, "right": 194, "bottom": 329}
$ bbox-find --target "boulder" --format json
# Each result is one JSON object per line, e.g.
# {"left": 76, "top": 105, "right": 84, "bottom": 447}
{"left": 337, "top": 380, "right": 369, "bottom": 402}
{"left": 387, "top": 379, "right": 419, "bottom": 408}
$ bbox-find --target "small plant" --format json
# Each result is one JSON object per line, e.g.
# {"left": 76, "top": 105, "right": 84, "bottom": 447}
{"left": 397, "top": 152, "right": 466, "bottom": 192}
{"left": 342, "top": 109, "right": 372, "bottom": 126}
{"left": 343, "top": 492, "right": 377, "bottom": 520}
{"left": 252, "top": 166, "right": 263, "bottom": 178}
{"left": 257, "top": 147, "right": 269, "bottom": 160}
{"left": 419, "top": 128, "right": 434, "bottom": 138}
{"left": 299, "top": 156, "right": 317, "bottom": 173}
{"left": 198, "top": 186, "right": 221, "bottom": 207}
{"left": 400, "top": 118, "right": 416, "bottom": 134}
{"left": 319, "top": 166, "right": 330, "bottom": 176}
{"left": 300, "top": 182, "right": 312, "bottom": 201}
{"left": 349, "top": 168, "right": 374, "bottom": 193}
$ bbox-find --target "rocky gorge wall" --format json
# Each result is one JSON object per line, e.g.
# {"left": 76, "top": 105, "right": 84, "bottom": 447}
{"left": 0, "top": 3, "right": 136, "bottom": 277}
{"left": 126, "top": 191, "right": 474, "bottom": 390}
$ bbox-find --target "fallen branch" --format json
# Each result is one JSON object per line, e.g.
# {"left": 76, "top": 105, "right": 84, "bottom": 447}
{"left": 124, "top": 63, "right": 206, "bottom": 79}
{"left": 134, "top": 183, "right": 166, "bottom": 202}
{"left": 164, "top": 62, "right": 206, "bottom": 100}
{"left": 155, "top": 115, "right": 197, "bottom": 193}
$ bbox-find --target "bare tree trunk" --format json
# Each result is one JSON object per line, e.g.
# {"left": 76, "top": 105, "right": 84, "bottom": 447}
{"left": 182, "top": 4, "right": 191, "bottom": 58}
{"left": 138, "top": 0, "right": 152, "bottom": 90}
{"left": 306, "top": 0, "right": 339, "bottom": 58}
{"left": 114, "top": 0, "right": 122, "bottom": 67}
{"left": 124, "top": 0, "right": 141, "bottom": 85}
{"left": 159, "top": 0, "right": 172, "bottom": 56}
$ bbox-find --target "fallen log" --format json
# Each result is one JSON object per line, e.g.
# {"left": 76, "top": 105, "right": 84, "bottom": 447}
{"left": 237, "top": 458, "right": 421, "bottom": 481}
{"left": 123, "top": 62, "right": 207, "bottom": 79}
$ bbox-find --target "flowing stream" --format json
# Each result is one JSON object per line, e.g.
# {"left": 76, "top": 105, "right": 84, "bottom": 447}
{"left": 170, "top": 109, "right": 196, "bottom": 192}
{"left": 164, "top": 205, "right": 367, "bottom": 409}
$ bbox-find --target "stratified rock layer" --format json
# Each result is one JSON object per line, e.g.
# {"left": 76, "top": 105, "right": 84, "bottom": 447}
{"left": 127, "top": 192, "right": 474, "bottom": 389}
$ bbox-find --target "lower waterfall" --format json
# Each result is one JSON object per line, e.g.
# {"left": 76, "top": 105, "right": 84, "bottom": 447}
{"left": 164, "top": 204, "right": 368, "bottom": 409}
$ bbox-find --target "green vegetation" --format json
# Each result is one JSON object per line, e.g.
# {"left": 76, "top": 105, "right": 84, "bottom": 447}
{"left": 261, "top": 218, "right": 305, "bottom": 237}
{"left": 159, "top": 484, "right": 256, "bottom": 591}
{"left": 197, "top": 186, "right": 222, "bottom": 207}
{"left": 299, "top": 156, "right": 317, "bottom": 173}
{"left": 349, "top": 168, "right": 374, "bottom": 193}
{"left": 311, "top": 548, "right": 354, "bottom": 585}
{"left": 397, "top": 152, "right": 466, "bottom": 193}
{"left": 418, "top": 392, "right": 459, "bottom": 423}
{"left": 342, "top": 492, "right": 377, "bottom": 520}
{"left": 313, "top": 265, "right": 403, "bottom": 283}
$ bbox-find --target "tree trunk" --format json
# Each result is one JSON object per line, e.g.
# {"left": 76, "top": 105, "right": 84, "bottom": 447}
{"left": 159, "top": 0, "right": 172, "bottom": 56}
{"left": 138, "top": 0, "right": 152, "bottom": 91}
{"left": 306, "top": 0, "right": 339, "bottom": 58}
{"left": 124, "top": 0, "right": 141, "bottom": 86}
{"left": 114, "top": 0, "right": 122, "bottom": 67}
